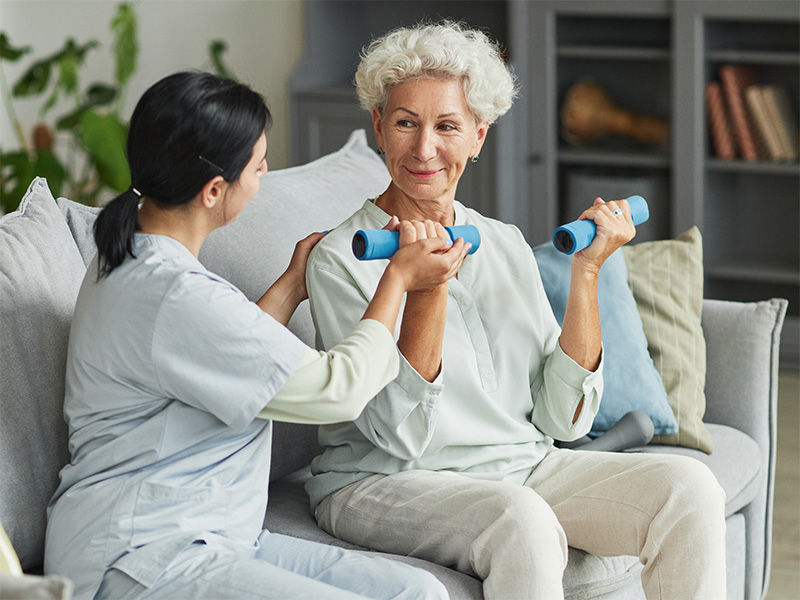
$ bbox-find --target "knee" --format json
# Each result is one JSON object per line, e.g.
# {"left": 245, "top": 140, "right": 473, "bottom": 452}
{"left": 477, "top": 485, "right": 567, "bottom": 562}
{"left": 664, "top": 456, "right": 726, "bottom": 523}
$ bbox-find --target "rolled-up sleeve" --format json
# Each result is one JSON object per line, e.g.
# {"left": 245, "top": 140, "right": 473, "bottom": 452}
{"left": 531, "top": 341, "right": 604, "bottom": 441}
{"left": 259, "top": 319, "right": 399, "bottom": 424}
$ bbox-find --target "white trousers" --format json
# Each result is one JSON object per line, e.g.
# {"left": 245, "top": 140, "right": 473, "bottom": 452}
{"left": 316, "top": 448, "right": 727, "bottom": 600}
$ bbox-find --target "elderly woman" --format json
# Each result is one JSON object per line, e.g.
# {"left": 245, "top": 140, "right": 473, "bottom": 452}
{"left": 305, "top": 22, "right": 726, "bottom": 600}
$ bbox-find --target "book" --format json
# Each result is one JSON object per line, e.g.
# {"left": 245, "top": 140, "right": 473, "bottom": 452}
{"left": 705, "top": 81, "right": 735, "bottom": 160}
{"left": 761, "top": 85, "right": 798, "bottom": 161}
{"left": 720, "top": 65, "right": 759, "bottom": 161}
{"left": 745, "top": 85, "right": 784, "bottom": 160}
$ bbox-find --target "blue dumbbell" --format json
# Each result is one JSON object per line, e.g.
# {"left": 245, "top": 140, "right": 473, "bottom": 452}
{"left": 552, "top": 195, "right": 649, "bottom": 255}
{"left": 352, "top": 225, "right": 481, "bottom": 260}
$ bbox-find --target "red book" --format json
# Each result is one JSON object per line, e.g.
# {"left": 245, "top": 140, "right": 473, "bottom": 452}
{"left": 705, "top": 81, "right": 735, "bottom": 160}
{"left": 720, "top": 65, "right": 759, "bottom": 161}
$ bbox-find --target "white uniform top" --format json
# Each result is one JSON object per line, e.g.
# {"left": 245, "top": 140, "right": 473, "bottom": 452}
{"left": 305, "top": 200, "right": 604, "bottom": 510}
{"left": 44, "top": 234, "right": 399, "bottom": 600}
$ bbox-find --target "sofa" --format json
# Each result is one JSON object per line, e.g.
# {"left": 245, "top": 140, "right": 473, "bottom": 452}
{"left": 0, "top": 130, "right": 787, "bottom": 600}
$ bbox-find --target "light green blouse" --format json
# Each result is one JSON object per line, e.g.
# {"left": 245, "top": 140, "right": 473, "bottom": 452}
{"left": 305, "top": 200, "right": 603, "bottom": 510}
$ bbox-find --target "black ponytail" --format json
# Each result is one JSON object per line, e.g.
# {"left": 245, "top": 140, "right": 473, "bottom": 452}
{"left": 93, "top": 71, "right": 270, "bottom": 278}
{"left": 93, "top": 188, "right": 142, "bottom": 278}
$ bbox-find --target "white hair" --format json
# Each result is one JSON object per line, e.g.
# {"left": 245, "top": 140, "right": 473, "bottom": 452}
{"left": 355, "top": 21, "right": 517, "bottom": 124}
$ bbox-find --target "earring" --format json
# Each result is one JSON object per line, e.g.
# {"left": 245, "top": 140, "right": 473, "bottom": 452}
{"left": 376, "top": 148, "right": 385, "bottom": 156}
{"left": 470, "top": 155, "right": 479, "bottom": 163}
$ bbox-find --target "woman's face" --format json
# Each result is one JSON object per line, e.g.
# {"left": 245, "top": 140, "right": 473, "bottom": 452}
{"left": 373, "top": 78, "right": 488, "bottom": 205}
{"left": 222, "top": 132, "right": 268, "bottom": 223}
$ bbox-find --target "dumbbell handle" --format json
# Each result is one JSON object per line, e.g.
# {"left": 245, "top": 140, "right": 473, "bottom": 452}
{"left": 352, "top": 225, "right": 481, "bottom": 260}
{"left": 552, "top": 195, "right": 649, "bottom": 255}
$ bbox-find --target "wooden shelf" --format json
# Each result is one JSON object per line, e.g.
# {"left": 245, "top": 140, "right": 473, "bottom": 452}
{"left": 707, "top": 49, "right": 800, "bottom": 66}
{"left": 558, "top": 46, "right": 670, "bottom": 61}
{"left": 559, "top": 147, "right": 671, "bottom": 168}
{"left": 706, "top": 159, "right": 800, "bottom": 176}
{"left": 707, "top": 260, "right": 800, "bottom": 285}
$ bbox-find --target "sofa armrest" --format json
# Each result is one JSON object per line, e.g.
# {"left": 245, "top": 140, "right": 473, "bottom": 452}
{"left": 701, "top": 298, "right": 786, "bottom": 440}
{"left": 701, "top": 297, "right": 787, "bottom": 597}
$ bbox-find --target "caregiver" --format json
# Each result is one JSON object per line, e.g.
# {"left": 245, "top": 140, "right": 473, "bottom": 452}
{"left": 44, "top": 71, "right": 465, "bottom": 600}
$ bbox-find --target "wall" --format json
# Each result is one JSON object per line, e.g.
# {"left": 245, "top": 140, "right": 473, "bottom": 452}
{"left": 0, "top": 0, "right": 305, "bottom": 173}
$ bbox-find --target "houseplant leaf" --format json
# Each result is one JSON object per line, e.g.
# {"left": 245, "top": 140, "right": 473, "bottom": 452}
{"left": 12, "top": 59, "right": 52, "bottom": 96}
{"left": 0, "top": 150, "right": 35, "bottom": 212}
{"left": 33, "top": 148, "right": 67, "bottom": 198}
{"left": 56, "top": 84, "right": 117, "bottom": 130}
{"left": 0, "top": 33, "right": 31, "bottom": 62}
{"left": 78, "top": 110, "right": 129, "bottom": 192}
{"left": 111, "top": 3, "right": 137, "bottom": 88}
{"left": 209, "top": 40, "right": 234, "bottom": 80}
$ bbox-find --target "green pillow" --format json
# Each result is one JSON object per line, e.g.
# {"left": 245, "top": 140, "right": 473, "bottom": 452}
{"left": 622, "top": 227, "right": 713, "bottom": 453}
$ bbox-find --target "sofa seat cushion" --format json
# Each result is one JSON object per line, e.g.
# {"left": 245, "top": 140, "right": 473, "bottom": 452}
{"left": 629, "top": 423, "right": 761, "bottom": 517}
{"left": 265, "top": 475, "right": 642, "bottom": 600}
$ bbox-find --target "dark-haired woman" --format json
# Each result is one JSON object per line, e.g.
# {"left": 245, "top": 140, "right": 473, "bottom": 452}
{"left": 43, "top": 71, "right": 463, "bottom": 600}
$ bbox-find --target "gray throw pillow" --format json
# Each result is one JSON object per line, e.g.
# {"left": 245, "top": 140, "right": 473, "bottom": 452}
{"left": 0, "top": 178, "right": 87, "bottom": 570}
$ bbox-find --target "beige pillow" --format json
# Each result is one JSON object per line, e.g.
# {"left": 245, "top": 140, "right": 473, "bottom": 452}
{"left": 622, "top": 227, "right": 713, "bottom": 453}
{"left": 0, "top": 522, "right": 21, "bottom": 575}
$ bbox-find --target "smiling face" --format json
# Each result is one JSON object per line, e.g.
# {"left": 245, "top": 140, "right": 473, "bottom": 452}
{"left": 373, "top": 77, "right": 488, "bottom": 209}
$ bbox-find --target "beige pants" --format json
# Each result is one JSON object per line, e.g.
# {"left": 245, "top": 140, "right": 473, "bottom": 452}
{"left": 315, "top": 449, "right": 726, "bottom": 600}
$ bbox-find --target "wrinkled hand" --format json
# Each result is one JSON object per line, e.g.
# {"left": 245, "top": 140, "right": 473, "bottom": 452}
{"left": 573, "top": 197, "right": 636, "bottom": 273}
{"left": 385, "top": 218, "right": 468, "bottom": 292}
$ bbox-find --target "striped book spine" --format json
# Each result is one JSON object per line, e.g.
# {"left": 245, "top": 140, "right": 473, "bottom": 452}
{"left": 720, "top": 65, "right": 758, "bottom": 161}
{"left": 705, "top": 81, "right": 735, "bottom": 160}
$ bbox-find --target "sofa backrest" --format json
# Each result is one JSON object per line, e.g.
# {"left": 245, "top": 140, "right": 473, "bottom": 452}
{"left": 0, "top": 130, "right": 389, "bottom": 570}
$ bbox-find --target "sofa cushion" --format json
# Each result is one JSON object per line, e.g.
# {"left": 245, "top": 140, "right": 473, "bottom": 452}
{"left": 630, "top": 423, "right": 761, "bottom": 517}
{"left": 55, "top": 198, "right": 100, "bottom": 267}
{"left": 265, "top": 475, "right": 642, "bottom": 600}
{"left": 200, "top": 130, "right": 391, "bottom": 482}
{"left": 622, "top": 227, "right": 712, "bottom": 453}
{"left": 0, "top": 178, "right": 85, "bottom": 570}
{"left": 532, "top": 243, "right": 676, "bottom": 436}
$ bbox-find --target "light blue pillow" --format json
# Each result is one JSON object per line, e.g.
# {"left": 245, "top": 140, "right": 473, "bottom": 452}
{"left": 532, "top": 242, "right": 677, "bottom": 436}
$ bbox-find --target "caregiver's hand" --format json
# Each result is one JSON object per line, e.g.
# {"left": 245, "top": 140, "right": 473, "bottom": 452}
{"left": 362, "top": 219, "right": 469, "bottom": 332}
{"left": 257, "top": 231, "right": 327, "bottom": 324}
{"left": 390, "top": 219, "right": 468, "bottom": 292}
{"left": 573, "top": 197, "right": 636, "bottom": 274}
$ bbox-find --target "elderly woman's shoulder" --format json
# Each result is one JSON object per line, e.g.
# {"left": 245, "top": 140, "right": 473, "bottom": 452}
{"left": 307, "top": 204, "right": 377, "bottom": 268}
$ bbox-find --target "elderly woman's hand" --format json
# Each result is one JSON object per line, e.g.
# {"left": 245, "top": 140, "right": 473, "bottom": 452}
{"left": 573, "top": 197, "right": 636, "bottom": 273}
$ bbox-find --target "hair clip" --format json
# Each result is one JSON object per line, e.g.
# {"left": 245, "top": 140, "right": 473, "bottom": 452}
{"left": 198, "top": 155, "right": 224, "bottom": 172}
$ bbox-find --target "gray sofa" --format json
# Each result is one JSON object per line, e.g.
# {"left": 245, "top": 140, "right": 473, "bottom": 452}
{"left": 0, "top": 130, "right": 787, "bottom": 600}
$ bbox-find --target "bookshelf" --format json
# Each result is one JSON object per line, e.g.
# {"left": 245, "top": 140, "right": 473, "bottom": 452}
{"left": 688, "top": 2, "right": 799, "bottom": 372}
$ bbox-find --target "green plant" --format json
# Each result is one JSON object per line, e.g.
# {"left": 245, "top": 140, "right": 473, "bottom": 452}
{"left": 0, "top": 3, "right": 235, "bottom": 213}
{"left": 0, "top": 3, "right": 137, "bottom": 211}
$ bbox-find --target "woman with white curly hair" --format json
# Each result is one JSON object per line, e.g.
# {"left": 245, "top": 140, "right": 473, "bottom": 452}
{"left": 304, "top": 21, "right": 726, "bottom": 600}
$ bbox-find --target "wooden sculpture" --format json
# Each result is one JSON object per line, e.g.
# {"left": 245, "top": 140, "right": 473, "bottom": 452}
{"left": 561, "top": 80, "right": 669, "bottom": 146}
